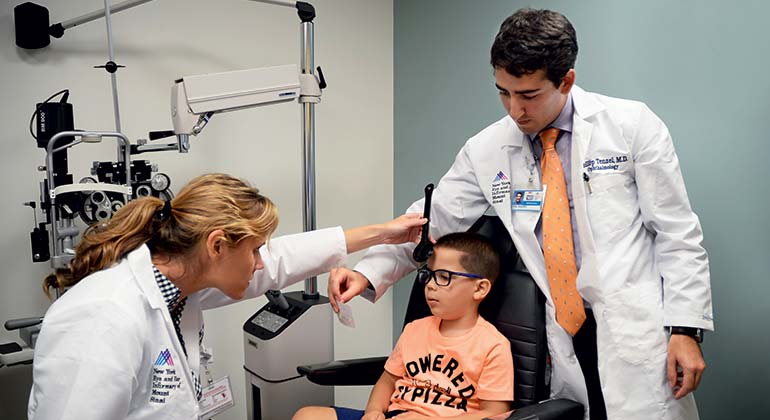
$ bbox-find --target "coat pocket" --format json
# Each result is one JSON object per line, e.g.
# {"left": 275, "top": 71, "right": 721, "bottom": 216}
{"left": 585, "top": 173, "right": 638, "bottom": 245}
{"left": 601, "top": 284, "right": 667, "bottom": 365}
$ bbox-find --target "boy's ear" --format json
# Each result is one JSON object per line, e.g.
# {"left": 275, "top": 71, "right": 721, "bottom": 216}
{"left": 473, "top": 278, "right": 492, "bottom": 301}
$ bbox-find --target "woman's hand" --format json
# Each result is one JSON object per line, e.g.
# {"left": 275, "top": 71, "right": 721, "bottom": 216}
{"left": 343, "top": 213, "right": 427, "bottom": 254}
{"left": 379, "top": 213, "right": 428, "bottom": 245}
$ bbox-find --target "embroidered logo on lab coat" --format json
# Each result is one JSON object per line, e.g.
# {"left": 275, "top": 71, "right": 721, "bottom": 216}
{"left": 150, "top": 348, "right": 182, "bottom": 404}
{"left": 155, "top": 349, "right": 175, "bottom": 366}
{"left": 491, "top": 171, "right": 511, "bottom": 204}
{"left": 582, "top": 155, "right": 629, "bottom": 173}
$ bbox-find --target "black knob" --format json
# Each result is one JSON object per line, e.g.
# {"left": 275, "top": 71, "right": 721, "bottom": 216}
{"left": 316, "top": 66, "right": 327, "bottom": 89}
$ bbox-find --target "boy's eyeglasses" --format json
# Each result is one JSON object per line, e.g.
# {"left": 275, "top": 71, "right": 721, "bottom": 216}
{"left": 416, "top": 266, "right": 483, "bottom": 287}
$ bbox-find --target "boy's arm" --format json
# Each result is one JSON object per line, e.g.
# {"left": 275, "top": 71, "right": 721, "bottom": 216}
{"left": 473, "top": 400, "right": 513, "bottom": 419}
{"left": 363, "top": 371, "right": 399, "bottom": 419}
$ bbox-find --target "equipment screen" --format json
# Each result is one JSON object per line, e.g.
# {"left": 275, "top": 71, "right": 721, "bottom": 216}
{"left": 251, "top": 310, "right": 289, "bottom": 333}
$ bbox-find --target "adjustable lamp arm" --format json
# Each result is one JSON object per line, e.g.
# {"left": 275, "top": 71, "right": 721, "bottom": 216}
{"left": 14, "top": 1, "right": 155, "bottom": 49}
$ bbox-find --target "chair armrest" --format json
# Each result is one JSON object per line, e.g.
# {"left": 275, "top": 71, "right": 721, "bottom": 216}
{"left": 494, "top": 399, "right": 584, "bottom": 420}
{"left": 297, "top": 356, "right": 387, "bottom": 386}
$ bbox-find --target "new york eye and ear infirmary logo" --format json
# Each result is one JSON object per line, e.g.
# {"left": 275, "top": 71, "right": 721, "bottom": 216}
{"left": 155, "top": 349, "right": 175, "bottom": 366}
{"left": 150, "top": 348, "right": 182, "bottom": 404}
{"left": 491, "top": 171, "right": 511, "bottom": 204}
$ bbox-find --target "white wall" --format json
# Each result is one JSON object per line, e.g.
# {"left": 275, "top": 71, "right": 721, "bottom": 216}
{"left": 0, "top": 0, "right": 393, "bottom": 418}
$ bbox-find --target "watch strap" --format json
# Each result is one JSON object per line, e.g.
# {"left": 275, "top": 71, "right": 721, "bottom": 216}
{"left": 669, "top": 326, "right": 704, "bottom": 343}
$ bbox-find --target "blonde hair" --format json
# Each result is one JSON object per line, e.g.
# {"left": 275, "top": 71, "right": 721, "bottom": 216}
{"left": 44, "top": 173, "right": 278, "bottom": 297}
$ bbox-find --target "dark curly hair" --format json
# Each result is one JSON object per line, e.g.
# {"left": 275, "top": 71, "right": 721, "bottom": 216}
{"left": 490, "top": 8, "right": 578, "bottom": 87}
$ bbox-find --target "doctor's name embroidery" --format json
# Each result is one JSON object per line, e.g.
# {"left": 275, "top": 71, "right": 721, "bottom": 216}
{"left": 395, "top": 353, "right": 476, "bottom": 412}
{"left": 150, "top": 349, "right": 182, "bottom": 404}
{"left": 583, "top": 155, "right": 628, "bottom": 173}
{"left": 491, "top": 171, "right": 511, "bottom": 204}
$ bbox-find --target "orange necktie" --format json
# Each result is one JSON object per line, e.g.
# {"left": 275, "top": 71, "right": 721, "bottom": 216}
{"left": 539, "top": 127, "right": 586, "bottom": 336}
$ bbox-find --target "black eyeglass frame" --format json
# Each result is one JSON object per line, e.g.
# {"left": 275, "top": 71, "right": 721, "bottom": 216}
{"left": 416, "top": 265, "right": 483, "bottom": 287}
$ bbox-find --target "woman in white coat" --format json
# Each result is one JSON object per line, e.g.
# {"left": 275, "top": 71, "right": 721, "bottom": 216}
{"left": 327, "top": 9, "right": 713, "bottom": 420}
{"left": 27, "top": 173, "right": 426, "bottom": 420}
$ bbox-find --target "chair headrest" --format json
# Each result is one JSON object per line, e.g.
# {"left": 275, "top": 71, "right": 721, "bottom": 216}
{"left": 468, "top": 215, "right": 519, "bottom": 271}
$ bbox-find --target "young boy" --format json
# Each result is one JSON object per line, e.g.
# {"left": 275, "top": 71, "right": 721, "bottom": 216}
{"left": 294, "top": 232, "right": 513, "bottom": 420}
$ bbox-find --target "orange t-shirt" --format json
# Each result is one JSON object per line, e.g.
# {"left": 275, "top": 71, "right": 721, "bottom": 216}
{"left": 384, "top": 315, "right": 514, "bottom": 417}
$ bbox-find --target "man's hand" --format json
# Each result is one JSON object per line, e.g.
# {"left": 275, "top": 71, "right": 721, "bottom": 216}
{"left": 667, "top": 334, "right": 706, "bottom": 399}
{"left": 328, "top": 267, "right": 371, "bottom": 313}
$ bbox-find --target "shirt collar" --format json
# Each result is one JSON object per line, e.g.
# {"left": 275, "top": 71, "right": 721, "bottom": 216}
{"left": 552, "top": 92, "right": 574, "bottom": 133}
{"left": 528, "top": 92, "right": 574, "bottom": 142}
{"left": 152, "top": 265, "right": 183, "bottom": 310}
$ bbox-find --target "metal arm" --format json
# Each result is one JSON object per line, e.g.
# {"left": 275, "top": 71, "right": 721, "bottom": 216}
{"left": 248, "top": 0, "right": 296, "bottom": 7}
{"left": 53, "top": 0, "right": 155, "bottom": 34}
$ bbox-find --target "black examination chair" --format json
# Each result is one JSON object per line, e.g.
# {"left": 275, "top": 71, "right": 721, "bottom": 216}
{"left": 299, "top": 215, "right": 584, "bottom": 420}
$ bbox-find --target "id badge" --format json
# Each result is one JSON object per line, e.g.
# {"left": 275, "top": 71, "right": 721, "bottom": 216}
{"left": 511, "top": 187, "right": 546, "bottom": 212}
{"left": 199, "top": 376, "right": 235, "bottom": 419}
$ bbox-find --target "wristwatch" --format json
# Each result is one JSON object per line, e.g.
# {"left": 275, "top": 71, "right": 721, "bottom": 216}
{"left": 669, "top": 326, "right": 704, "bottom": 343}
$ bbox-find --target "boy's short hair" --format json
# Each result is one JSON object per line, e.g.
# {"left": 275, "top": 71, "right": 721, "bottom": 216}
{"left": 434, "top": 232, "right": 500, "bottom": 284}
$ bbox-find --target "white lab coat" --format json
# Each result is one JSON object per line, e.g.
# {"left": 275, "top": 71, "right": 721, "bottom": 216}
{"left": 355, "top": 86, "right": 713, "bottom": 420}
{"left": 28, "top": 227, "right": 347, "bottom": 420}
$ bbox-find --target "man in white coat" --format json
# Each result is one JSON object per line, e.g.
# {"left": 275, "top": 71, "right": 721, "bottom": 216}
{"left": 328, "top": 8, "right": 713, "bottom": 420}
